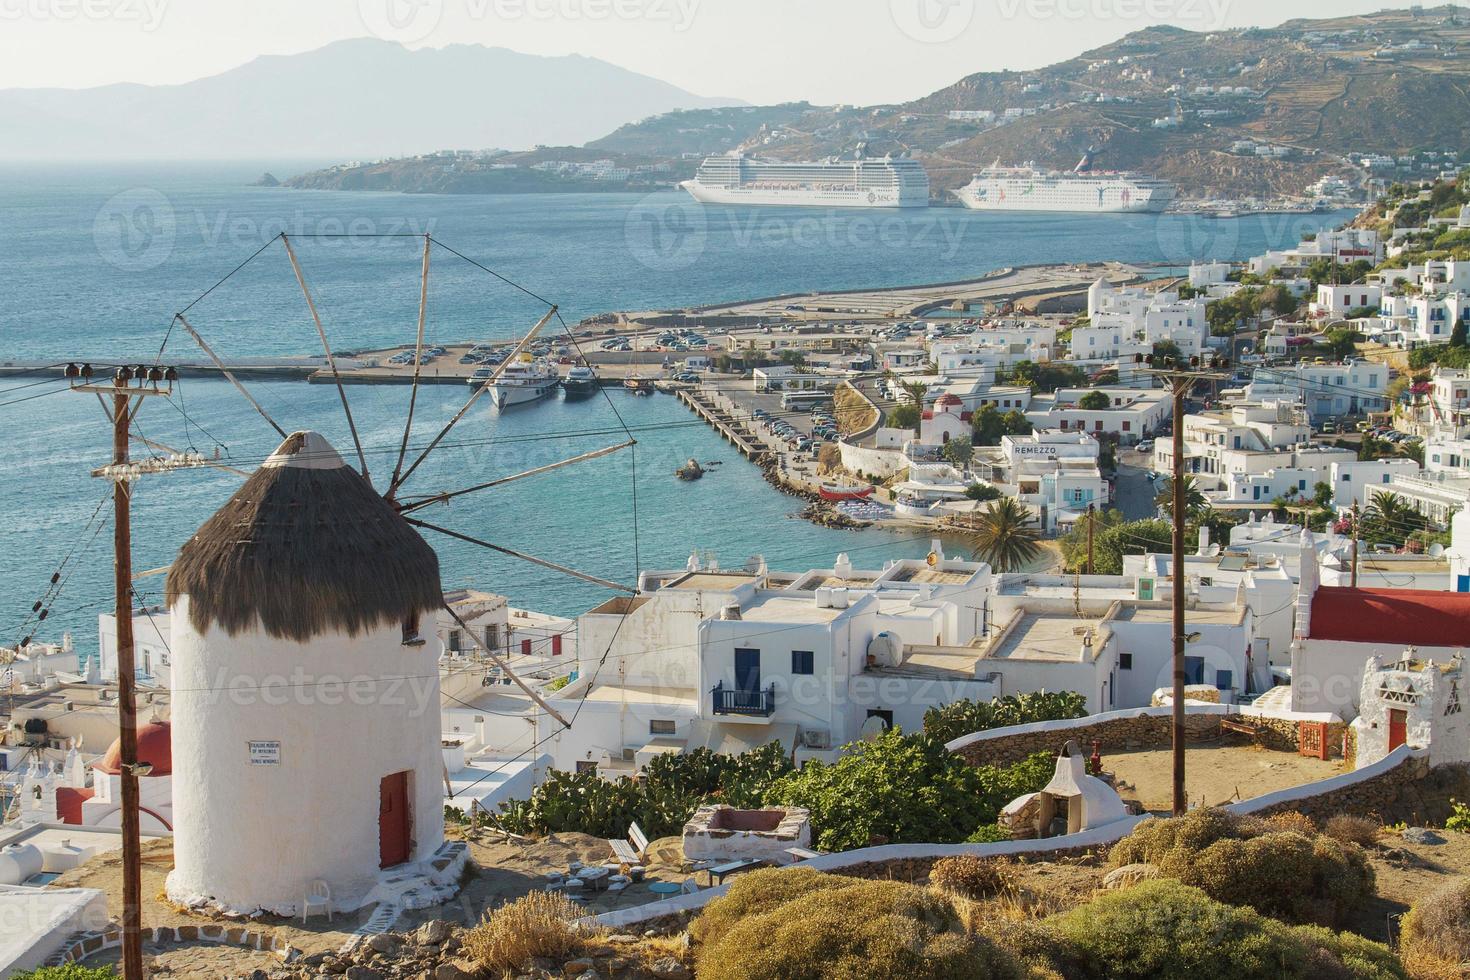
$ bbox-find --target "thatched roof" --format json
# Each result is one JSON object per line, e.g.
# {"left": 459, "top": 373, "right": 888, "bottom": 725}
{"left": 167, "top": 431, "right": 442, "bottom": 642}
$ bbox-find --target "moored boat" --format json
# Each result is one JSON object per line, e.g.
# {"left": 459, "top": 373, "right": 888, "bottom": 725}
{"left": 561, "top": 365, "right": 598, "bottom": 399}
{"left": 818, "top": 483, "right": 874, "bottom": 502}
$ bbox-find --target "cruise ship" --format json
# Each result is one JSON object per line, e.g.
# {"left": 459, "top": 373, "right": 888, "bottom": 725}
{"left": 474, "top": 356, "right": 560, "bottom": 409}
{"left": 953, "top": 154, "right": 1174, "bottom": 214}
{"left": 680, "top": 152, "right": 930, "bottom": 208}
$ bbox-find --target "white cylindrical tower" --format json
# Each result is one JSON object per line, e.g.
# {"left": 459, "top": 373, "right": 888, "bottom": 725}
{"left": 164, "top": 431, "right": 446, "bottom": 916}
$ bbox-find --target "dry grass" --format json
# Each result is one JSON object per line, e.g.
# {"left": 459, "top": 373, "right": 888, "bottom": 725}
{"left": 1323, "top": 815, "right": 1383, "bottom": 848}
{"left": 930, "top": 854, "right": 1018, "bottom": 900}
{"left": 1399, "top": 878, "right": 1470, "bottom": 980}
{"left": 461, "top": 892, "right": 589, "bottom": 976}
{"left": 1267, "top": 811, "right": 1319, "bottom": 836}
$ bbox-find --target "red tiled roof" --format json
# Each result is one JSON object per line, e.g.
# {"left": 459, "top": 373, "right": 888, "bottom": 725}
{"left": 55, "top": 786, "right": 94, "bottom": 825}
{"left": 1308, "top": 588, "right": 1470, "bottom": 647}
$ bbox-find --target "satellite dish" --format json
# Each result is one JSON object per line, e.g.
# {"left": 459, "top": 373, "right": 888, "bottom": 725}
{"left": 860, "top": 715, "right": 890, "bottom": 740}
{"left": 1429, "top": 543, "right": 1445, "bottom": 557}
{"left": 926, "top": 551, "right": 939, "bottom": 567}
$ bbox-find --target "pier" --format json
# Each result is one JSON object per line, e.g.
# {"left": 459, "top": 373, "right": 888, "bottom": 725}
{"left": 675, "top": 386, "right": 762, "bottom": 458}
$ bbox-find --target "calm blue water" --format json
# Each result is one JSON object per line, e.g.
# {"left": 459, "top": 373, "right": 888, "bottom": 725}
{"left": 0, "top": 162, "right": 1356, "bottom": 649}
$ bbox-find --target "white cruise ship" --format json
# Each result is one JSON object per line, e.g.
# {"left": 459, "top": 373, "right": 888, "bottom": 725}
{"left": 681, "top": 152, "right": 930, "bottom": 208}
{"left": 475, "top": 356, "right": 560, "bottom": 409}
{"left": 953, "top": 155, "right": 1175, "bottom": 214}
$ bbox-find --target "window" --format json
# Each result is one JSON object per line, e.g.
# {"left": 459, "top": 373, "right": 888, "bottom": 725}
{"left": 1119, "top": 653, "right": 1133, "bottom": 670}
{"left": 650, "top": 720, "right": 676, "bottom": 736}
{"left": 791, "top": 650, "right": 814, "bottom": 675}
{"left": 401, "top": 615, "right": 424, "bottom": 647}
{"left": 447, "top": 629, "right": 462, "bottom": 653}
{"left": 1184, "top": 656, "right": 1205, "bottom": 685}
{"left": 575, "top": 760, "right": 598, "bottom": 775}
{"left": 1122, "top": 421, "right": 1131, "bottom": 432}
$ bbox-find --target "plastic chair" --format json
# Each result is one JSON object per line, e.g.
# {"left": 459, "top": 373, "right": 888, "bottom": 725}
{"left": 302, "top": 879, "right": 332, "bottom": 923}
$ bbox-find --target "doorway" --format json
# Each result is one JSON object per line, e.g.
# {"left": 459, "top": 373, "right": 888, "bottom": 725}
{"left": 1387, "top": 709, "right": 1407, "bottom": 752}
{"left": 379, "top": 771, "right": 411, "bottom": 869}
{"left": 734, "top": 648, "right": 761, "bottom": 692}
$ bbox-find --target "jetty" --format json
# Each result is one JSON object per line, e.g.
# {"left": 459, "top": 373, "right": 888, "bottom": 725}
{"left": 676, "top": 387, "right": 761, "bottom": 458}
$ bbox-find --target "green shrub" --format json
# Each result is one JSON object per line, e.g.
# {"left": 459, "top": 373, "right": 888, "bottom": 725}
{"left": 1446, "top": 798, "right": 1470, "bottom": 833}
{"left": 1266, "top": 811, "right": 1318, "bottom": 836}
{"left": 12, "top": 968, "right": 118, "bottom": 980}
{"left": 1399, "top": 878, "right": 1470, "bottom": 980}
{"left": 930, "top": 855, "right": 1016, "bottom": 899}
{"left": 965, "top": 823, "right": 1011, "bottom": 843}
{"left": 922, "top": 692, "right": 1088, "bottom": 744}
{"left": 695, "top": 876, "right": 1022, "bottom": 980}
{"left": 1047, "top": 879, "right": 1404, "bottom": 980}
{"left": 1110, "top": 810, "right": 1375, "bottom": 927}
{"left": 764, "top": 729, "right": 1053, "bottom": 851}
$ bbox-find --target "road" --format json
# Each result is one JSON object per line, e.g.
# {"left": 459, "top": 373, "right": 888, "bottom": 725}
{"left": 1114, "top": 449, "right": 1160, "bottom": 521}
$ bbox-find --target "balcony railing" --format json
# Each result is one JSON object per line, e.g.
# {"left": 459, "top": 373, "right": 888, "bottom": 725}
{"left": 710, "top": 682, "right": 776, "bottom": 717}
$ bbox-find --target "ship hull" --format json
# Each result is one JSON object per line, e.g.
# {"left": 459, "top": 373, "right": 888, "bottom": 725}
{"left": 488, "top": 379, "right": 559, "bottom": 409}
{"left": 561, "top": 380, "right": 599, "bottom": 400}
{"left": 952, "top": 182, "right": 1173, "bottom": 214}
{"left": 680, "top": 180, "right": 927, "bottom": 209}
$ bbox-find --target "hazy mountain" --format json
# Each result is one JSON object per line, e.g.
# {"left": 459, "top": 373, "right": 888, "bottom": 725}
{"left": 0, "top": 38, "right": 743, "bottom": 160}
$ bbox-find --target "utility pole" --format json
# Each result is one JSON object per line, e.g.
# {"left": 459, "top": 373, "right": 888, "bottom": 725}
{"left": 1136, "top": 351, "right": 1230, "bottom": 817}
{"left": 1350, "top": 502, "right": 1360, "bottom": 589}
{"left": 66, "top": 362, "right": 183, "bottom": 980}
{"left": 1085, "top": 502, "right": 1096, "bottom": 576}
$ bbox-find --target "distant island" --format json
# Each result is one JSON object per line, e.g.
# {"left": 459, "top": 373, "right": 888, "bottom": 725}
{"left": 281, "top": 7, "right": 1470, "bottom": 202}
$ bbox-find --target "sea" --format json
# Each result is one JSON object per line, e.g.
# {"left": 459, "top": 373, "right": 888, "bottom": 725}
{"left": 0, "top": 161, "right": 1357, "bottom": 652}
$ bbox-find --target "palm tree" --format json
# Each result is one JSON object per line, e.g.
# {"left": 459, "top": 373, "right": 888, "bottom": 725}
{"left": 971, "top": 498, "right": 1040, "bottom": 573}
{"left": 1155, "top": 473, "right": 1208, "bottom": 523}
{"left": 898, "top": 381, "right": 928, "bottom": 434}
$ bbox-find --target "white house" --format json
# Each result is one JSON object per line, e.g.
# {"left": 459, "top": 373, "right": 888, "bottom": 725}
{"left": 1026, "top": 387, "right": 1170, "bottom": 443}
{"left": 1156, "top": 401, "right": 1312, "bottom": 490}
{"left": 1245, "top": 361, "right": 1390, "bottom": 420}
{"left": 1312, "top": 283, "right": 1382, "bottom": 317}
{"left": 1249, "top": 229, "right": 1383, "bottom": 276}
{"left": 1351, "top": 652, "right": 1466, "bottom": 769}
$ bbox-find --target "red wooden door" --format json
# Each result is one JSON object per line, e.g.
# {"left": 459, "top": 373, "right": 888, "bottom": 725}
{"left": 1387, "top": 709, "right": 1407, "bottom": 752}
{"left": 379, "top": 772, "right": 411, "bottom": 868}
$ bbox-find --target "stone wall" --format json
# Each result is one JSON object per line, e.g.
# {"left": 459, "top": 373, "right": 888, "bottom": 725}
{"left": 1251, "top": 759, "right": 1470, "bottom": 826}
{"left": 953, "top": 711, "right": 1223, "bottom": 768}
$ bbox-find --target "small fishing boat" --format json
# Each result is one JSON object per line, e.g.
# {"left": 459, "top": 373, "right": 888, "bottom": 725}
{"left": 624, "top": 376, "right": 653, "bottom": 396}
{"left": 818, "top": 483, "right": 874, "bottom": 502}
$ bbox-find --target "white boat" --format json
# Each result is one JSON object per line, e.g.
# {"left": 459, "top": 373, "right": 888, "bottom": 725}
{"left": 476, "top": 356, "right": 560, "bottom": 409}
{"left": 953, "top": 154, "right": 1174, "bottom": 214}
{"left": 681, "top": 151, "right": 930, "bottom": 209}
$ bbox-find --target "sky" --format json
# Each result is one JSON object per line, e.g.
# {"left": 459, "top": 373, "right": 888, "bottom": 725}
{"left": 0, "top": 0, "right": 1454, "bottom": 104}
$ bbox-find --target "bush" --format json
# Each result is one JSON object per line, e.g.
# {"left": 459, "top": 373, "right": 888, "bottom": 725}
{"left": 1399, "top": 878, "right": 1470, "bottom": 980}
{"left": 690, "top": 867, "right": 859, "bottom": 948}
{"left": 922, "top": 692, "right": 1088, "bottom": 745}
{"left": 695, "top": 876, "right": 1022, "bottom": 980}
{"left": 1323, "top": 814, "right": 1382, "bottom": 847}
{"left": 462, "top": 892, "right": 586, "bottom": 974}
{"left": 966, "top": 823, "right": 1011, "bottom": 843}
{"left": 930, "top": 855, "right": 1016, "bottom": 899}
{"left": 1110, "top": 809, "right": 1375, "bottom": 927}
{"left": 1446, "top": 798, "right": 1470, "bottom": 833}
{"left": 13, "top": 969, "right": 117, "bottom": 980}
{"left": 1267, "top": 811, "right": 1318, "bottom": 836}
{"left": 764, "top": 729, "right": 1053, "bottom": 851}
{"left": 1046, "top": 879, "right": 1404, "bottom": 980}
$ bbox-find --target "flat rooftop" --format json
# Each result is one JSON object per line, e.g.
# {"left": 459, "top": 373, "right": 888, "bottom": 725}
{"left": 986, "top": 613, "right": 1105, "bottom": 662}
{"left": 579, "top": 685, "right": 698, "bottom": 708}
{"left": 887, "top": 566, "right": 974, "bottom": 585}
{"left": 665, "top": 572, "right": 759, "bottom": 591}
{"left": 798, "top": 573, "right": 881, "bottom": 589}
{"left": 1115, "top": 604, "right": 1244, "bottom": 625}
{"left": 737, "top": 594, "right": 848, "bottom": 624}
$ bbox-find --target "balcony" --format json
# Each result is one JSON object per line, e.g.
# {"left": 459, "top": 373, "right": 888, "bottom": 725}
{"left": 710, "top": 681, "right": 776, "bottom": 717}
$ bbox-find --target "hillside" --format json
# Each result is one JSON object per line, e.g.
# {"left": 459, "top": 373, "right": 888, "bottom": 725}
{"left": 0, "top": 39, "right": 742, "bottom": 160}
{"left": 284, "top": 6, "right": 1470, "bottom": 200}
